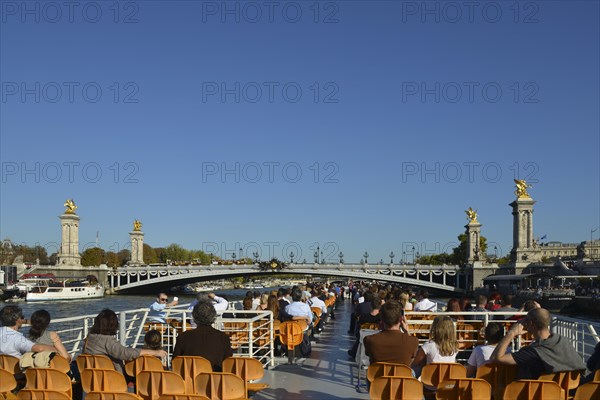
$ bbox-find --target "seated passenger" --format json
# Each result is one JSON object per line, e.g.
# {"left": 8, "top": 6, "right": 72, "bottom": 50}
{"left": 490, "top": 308, "right": 585, "bottom": 379}
{"left": 83, "top": 309, "right": 167, "bottom": 373}
{"left": 172, "top": 300, "right": 233, "bottom": 371}
{"left": 28, "top": 309, "right": 71, "bottom": 361}
{"left": 414, "top": 290, "right": 437, "bottom": 312}
{"left": 466, "top": 322, "right": 504, "bottom": 377}
{"left": 411, "top": 315, "right": 459, "bottom": 374}
{"left": 148, "top": 293, "right": 178, "bottom": 323}
{"left": 143, "top": 330, "right": 163, "bottom": 350}
{"left": 0, "top": 305, "right": 56, "bottom": 358}
{"left": 364, "top": 300, "right": 418, "bottom": 366}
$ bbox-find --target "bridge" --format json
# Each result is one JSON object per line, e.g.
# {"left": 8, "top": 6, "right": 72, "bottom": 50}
{"left": 107, "top": 263, "right": 468, "bottom": 294}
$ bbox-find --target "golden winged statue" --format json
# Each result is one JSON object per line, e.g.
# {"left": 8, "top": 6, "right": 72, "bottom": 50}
{"left": 465, "top": 207, "right": 478, "bottom": 223}
{"left": 63, "top": 199, "right": 77, "bottom": 214}
{"left": 514, "top": 179, "right": 532, "bottom": 199}
{"left": 133, "top": 219, "right": 142, "bottom": 231}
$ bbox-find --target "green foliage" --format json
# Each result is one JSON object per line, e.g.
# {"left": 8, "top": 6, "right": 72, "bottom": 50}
{"left": 81, "top": 247, "right": 105, "bottom": 266}
{"left": 143, "top": 244, "right": 158, "bottom": 264}
{"left": 4, "top": 244, "right": 49, "bottom": 264}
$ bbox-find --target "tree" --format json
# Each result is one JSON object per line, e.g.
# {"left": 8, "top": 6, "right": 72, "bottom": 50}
{"left": 143, "top": 244, "right": 158, "bottom": 264}
{"left": 81, "top": 247, "right": 105, "bottom": 266}
{"left": 450, "top": 233, "right": 487, "bottom": 264}
{"left": 164, "top": 244, "right": 189, "bottom": 262}
{"left": 117, "top": 249, "right": 131, "bottom": 267}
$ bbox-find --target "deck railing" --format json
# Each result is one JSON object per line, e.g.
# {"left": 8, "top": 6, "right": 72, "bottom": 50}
{"left": 45, "top": 302, "right": 275, "bottom": 367}
{"left": 43, "top": 304, "right": 599, "bottom": 368}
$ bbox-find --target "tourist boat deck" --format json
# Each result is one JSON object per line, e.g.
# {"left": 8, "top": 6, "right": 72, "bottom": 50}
{"left": 34, "top": 299, "right": 600, "bottom": 399}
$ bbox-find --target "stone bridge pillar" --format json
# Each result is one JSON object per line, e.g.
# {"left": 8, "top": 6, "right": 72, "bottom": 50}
{"left": 57, "top": 213, "right": 81, "bottom": 266}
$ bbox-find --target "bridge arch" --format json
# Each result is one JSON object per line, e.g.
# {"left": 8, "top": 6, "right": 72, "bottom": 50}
{"left": 108, "top": 264, "right": 466, "bottom": 294}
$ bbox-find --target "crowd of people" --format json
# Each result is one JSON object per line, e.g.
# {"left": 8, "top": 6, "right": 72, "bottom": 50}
{"left": 2, "top": 280, "right": 600, "bottom": 398}
{"left": 346, "top": 281, "right": 597, "bottom": 396}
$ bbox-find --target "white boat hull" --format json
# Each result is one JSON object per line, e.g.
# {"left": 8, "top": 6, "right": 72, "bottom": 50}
{"left": 26, "top": 285, "right": 105, "bottom": 301}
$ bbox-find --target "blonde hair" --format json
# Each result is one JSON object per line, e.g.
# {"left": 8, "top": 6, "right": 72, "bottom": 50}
{"left": 260, "top": 293, "right": 269, "bottom": 306}
{"left": 399, "top": 293, "right": 409, "bottom": 309}
{"left": 430, "top": 316, "right": 459, "bottom": 357}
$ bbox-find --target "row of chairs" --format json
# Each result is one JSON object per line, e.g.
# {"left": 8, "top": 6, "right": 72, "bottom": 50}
{"left": 76, "top": 354, "right": 267, "bottom": 399}
{"left": 366, "top": 362, "right": 598, "bottom": 400}
{"left": 1, "top": 353, "right": 268, "bottom": 400}
{"left": 370, "top": 376, "right": 600, "bottom": 400}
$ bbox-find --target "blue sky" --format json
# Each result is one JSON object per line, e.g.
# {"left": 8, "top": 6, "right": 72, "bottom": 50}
{"left": 1, "top": 1, "right": 599, "bottom": 263}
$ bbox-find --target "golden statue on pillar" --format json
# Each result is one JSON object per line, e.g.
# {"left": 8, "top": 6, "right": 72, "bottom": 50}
{"left": 465, "top": 207, "right": 478, "bottom": 223}
{"left": 133, "top": 219, "right": 142, "bottom": 231}
{"left": 63, "top": 199, "right": 77, "bottom": 214}
{"left": 514, "top": 179, "right": 532, "bottom": 199}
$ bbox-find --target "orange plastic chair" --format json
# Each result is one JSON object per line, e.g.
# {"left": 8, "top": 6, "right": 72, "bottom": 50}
{"left": 539, "top": 370, "right": 583, "bottom": 400}
{"left": 367, "top": 362, "right": 413, "bottom": 383}
{"left": 48, "top": 355, "right": 71, "bottom": 374}
{"left": 171, "top": 356, "right": 212, "bottom": 394}
{"left": 502, "top": 379, "right": 562, "bottom": 400}
{"left": 421, "top": 363, "right": 467, "bottom": 392}
{"left": 194, "top": 372, "right": 247, "bottom": 400}
{"left": 222, "top": 357, "right": 269, "bottom": 396}
{"left": 476, "top": 363, "right": 518, "bottom": 400}
{"left": 85, "top": 393, "right": 143, "bottom": 400}
{"left": 369, "top": 376, "right": 423, "bottom": 400}
{"left": 76, "top": 354, "right": 115, "bottom": 372}
{"left": 81, "top": 368, "right": 128, "bottom": 393}
{"left": 436, "top": 378, "right": 492, "bottom": 400}
{"left": 16, "top": 390, "right": 70, "bottom": 400}
{"left": 23, "top": 368, "right": 72, "bottom": 399}
{"left": 0, "top": 355, "right": 20, "bottom": 374}
{"left": 0, "top": 369, "right": 17, "bottom": 398}
{"left": 594, "top": 369, "right": 600, "bottom": 382}
{"left": 157, "top": 396, "right": 209, "bottom": 400}
{"left": 124, "top": 356, "right": 164, "bottom": 378}
{"left": 278, "top": 321, "right": 304, "bottom": 364}
{"left": 573, "top": 381, "right": 600, "bottom": 400}
{"left": 360, "top": 322, "right": 381, "bottom": 330}
{"left": 136, "top": 370, "right": 186, "bottom": 400}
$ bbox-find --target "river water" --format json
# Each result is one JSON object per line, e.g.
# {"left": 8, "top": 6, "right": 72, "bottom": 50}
{"left": 16, "top": 289, "right": 265, "bottom": 320}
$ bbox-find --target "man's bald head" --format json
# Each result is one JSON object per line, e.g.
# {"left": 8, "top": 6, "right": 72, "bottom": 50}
{"left": 527, "top": 307, "right": 551, "bottom": 331}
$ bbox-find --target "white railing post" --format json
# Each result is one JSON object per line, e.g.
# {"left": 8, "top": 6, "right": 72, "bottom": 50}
{"left": 119, "top": 311, "right": 127, "bottom": 346}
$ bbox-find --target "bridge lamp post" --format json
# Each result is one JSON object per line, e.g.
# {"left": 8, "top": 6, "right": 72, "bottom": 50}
{"left": 389, "top": 251, "right": 395, "bottom": 264}
{"left": 416, "top": 252, "right": 420, "bottom": 264}
{"left": 339, "top": 252, "right": 344, "bottom": 264}
{"left": 252, "top": 251, "right": 259, "bottom": 263}
{"left": 360, "top": 259, "right": 364, "bottom": 264}
{"left": 494, "top": 246, "right": 498, "bottom": 262}
{"left": 314, "top": 249, "right": 319, "bottom": 264}
{"left": 239, "top": 248, "right": 243, "bottom": 263}
{"left": 411, "top": 246, "right": 415, "bottom": 264}
{"left": 321, "top": 251, "right": 325, "bottom": 264}
{"left": 289, "top": 251, "right": 295, "bottom": 264}
{"left": 379, "top": 259, "right": 384, "bottom": 265}
{"left": 232, "top": 252, "right": 236, "bottom": 264}
{"left": 363, "top": 252, "right": 369, "bottom": 264}
{"left": 402, "top": 251, "right": 406, "bottom": 264}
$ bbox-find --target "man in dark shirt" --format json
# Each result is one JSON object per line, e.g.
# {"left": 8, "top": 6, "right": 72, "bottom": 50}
{"left": 490, "top": 308, "right": 585, "bottom": 379}
{"left": 364, "top": 300, "right": 419, "bottom": 366}
{"left": 172, "top": 300, "right": 233, "bottom": 371}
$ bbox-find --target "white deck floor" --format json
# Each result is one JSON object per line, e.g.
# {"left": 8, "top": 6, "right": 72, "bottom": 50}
{"left": 254, "top": 299, "right": 370, "bottom": 400}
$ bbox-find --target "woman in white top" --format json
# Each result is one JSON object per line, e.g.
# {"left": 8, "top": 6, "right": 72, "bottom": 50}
{"left": 412, "top": 315, "right": 459, "bottom": 374}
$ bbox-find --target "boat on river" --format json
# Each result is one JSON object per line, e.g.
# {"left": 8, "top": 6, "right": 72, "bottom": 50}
{"left": 25, "top": 279, "right": 104, "bottom": 301}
